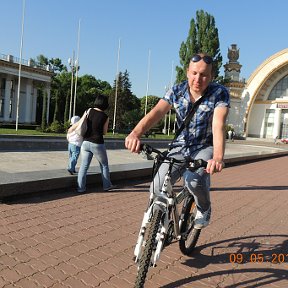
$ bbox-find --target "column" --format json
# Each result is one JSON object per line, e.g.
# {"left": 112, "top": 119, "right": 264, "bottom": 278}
{"left": 31, "top": 86, "right": 37, "bottom": 123}
{"left": 24, "top": 79, "right": 33, "bottom": 123}
{"left": 45, "top": 84, "right": 51, "bottom": 124}
{"left": 12, "top": 81, "right": 18, "bottom": 122}
{"left": 273, "top": 108, "right": 281, "bottom": 139}
{"left": 4, "top": 77, "right": 12, "bottom": 122}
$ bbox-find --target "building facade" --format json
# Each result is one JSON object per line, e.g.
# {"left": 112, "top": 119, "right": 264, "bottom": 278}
{"left": 1, "top": 48, "right": 288, "bottom": 138}
{"left": 0, "top": 53, "right": 53, "bottom": 125}
{"left": 224, "top": 46, "right": 288, "bottom": 140}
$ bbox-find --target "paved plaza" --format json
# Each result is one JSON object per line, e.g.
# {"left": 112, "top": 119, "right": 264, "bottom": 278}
{"left": 0, "top": 139, "right": 287, "bottom": 287}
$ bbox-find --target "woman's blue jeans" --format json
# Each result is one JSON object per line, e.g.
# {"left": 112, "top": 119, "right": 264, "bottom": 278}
{"left": 77, "top": 140, "right": 112, "bottom": 192}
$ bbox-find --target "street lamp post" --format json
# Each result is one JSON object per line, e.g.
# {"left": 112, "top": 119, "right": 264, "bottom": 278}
{"left": 112, "top": 38, "right": 121, "bottom": 135}
{"left": 167, "top": 61, "right": 174, "bottom": 136}
{"left": 73, "top": 19, "right": 81, "bottom": 117}
{"left": 162, "top": 86, "right": 168, "bottom": 134}
{"left": 15, "top": 0, "right": 25, "bottom": 131}
{"left": 73, "top": 59, "right": 79, "bottom": 116}
{"left": 144, "top": 49, "right": 151, "bottom": 116}
{"left": 68, "top": 53, "right": 76, "bottom": 121}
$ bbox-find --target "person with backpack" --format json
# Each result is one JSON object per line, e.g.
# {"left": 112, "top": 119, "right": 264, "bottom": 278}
{"left": 67, "top": 116, "right": 83, "bottom": 175}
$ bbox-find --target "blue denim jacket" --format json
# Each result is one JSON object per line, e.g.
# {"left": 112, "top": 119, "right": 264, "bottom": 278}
{"left": 163, "top": 80, "right": 230, "bottom": 156}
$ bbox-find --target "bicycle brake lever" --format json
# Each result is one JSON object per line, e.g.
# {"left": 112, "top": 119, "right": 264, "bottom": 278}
{"left": 140, "top": 144, "right": 154, "bottom": 160}
{"left": 141, "top": 151, "right": 154, "bottom": 160}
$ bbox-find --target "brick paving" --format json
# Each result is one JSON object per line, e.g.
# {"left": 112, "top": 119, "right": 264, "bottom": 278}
{"left": 0, "top": 156, "right": 288, "bottom": 287}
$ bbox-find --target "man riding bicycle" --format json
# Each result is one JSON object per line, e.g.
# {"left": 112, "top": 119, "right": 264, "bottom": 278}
{"left": 125, "top": 53, "right": 230, "bottom": 229}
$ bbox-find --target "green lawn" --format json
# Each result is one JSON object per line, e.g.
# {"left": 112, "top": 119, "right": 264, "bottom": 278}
{"left": 0, "top": 128, "right": 64, "bottom": 136}
{"left": 0, "top": 128, "right": 174, "bottom": 139}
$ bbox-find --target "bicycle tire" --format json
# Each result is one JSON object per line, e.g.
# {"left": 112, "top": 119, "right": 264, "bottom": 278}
{"left": 134, "top": 209, "right": 163, "bottom": 288}
{"left": 179, "top": 197, "right": 201, "bottom": 255}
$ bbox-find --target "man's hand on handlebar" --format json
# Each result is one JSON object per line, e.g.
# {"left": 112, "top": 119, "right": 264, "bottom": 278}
{"left": 125, "top": 131, "right": 141, "bottom": 153}
{"left": 206, "top": 159, "right": 225, "bottom": 175}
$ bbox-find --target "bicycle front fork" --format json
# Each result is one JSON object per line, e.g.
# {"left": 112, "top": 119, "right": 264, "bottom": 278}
{"left": 133, "top": 200, "right": 170, "bottom": 266}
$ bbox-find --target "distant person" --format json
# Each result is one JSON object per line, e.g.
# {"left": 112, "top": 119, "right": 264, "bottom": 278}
{"left": 76, "top": 94, "right": 116, "bottom": 193}
{"left": 67, "top": 116, "right": 82, "bottom": 175}
{"left": 274, "top": 136, "right": 279, "bottom": 144}
{"left": 228, "top": 130, "right": 234, "bottom": 142}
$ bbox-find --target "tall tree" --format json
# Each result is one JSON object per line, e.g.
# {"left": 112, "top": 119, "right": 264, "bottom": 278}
{"left": 35, "top": 55, "right": 69, "bottom": 124}
{"left": 50, "top": 71, "right": 71, "bottom": 123}
{"left": 140, "top": 95, "right": 160, "bottom": 117}
{"left": 176, "top": 10, "right": 222, "bottom": 83}
{"left": 74, "top": 74, "right": 112, "bottom": 115}
{"left": 108, "top": 70, "right": 140, "bottom": 131}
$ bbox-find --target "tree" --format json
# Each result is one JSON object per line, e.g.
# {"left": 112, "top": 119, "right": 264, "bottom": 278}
{"left": 140, "top": 95, "right": 160, "bottom": 117}
{"left": 176, "top": 10, "right": 222, "bottom": 83}
{"left": 34, "top": 55, "right": 70, "bottom": 124}
{"left": 50, "top": 71, "right": 71, "bottom": 123}
{"left": 74, "top": 74, "right": 112, "bottom": 115}
{"left": 37, "top": 54, "right": 49, "bottom": 66}
{"left": 49, "top": 58, "right": 67, "bottom": 73}
{"left": 108, "top": 70, "right": 140, "bottom": 131}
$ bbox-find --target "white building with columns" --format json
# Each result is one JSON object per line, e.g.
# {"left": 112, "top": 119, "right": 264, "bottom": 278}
{"left": 225, "top": 46, "right": 288, "bottom": 140}
{"left": 0, "top": 53, "right": 53, "bottom": 125}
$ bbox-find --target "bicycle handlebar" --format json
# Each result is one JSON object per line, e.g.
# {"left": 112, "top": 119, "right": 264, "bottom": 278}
{"left": 140, "top": 143, "right": 208, "bottom": 170}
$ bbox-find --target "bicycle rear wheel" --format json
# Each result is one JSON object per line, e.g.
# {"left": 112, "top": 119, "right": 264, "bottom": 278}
{"left": 135, "top": 209, "right": 163, "bottom": 288}
{"left": 179, "top": 196, "right": 201, "bottom": 255}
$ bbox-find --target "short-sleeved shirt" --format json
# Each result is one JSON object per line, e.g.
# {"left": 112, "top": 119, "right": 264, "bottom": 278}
{"left": 163, "top": 80, "right": 230, "bottom": 156}
{"left": 84, "top": 109, "right": 108, "bottom": 144}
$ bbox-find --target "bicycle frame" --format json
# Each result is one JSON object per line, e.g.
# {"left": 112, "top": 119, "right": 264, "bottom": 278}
{"left": 134, "top": 156, "right": 187, "bottom": 266}
{"left": 133, "top": 144, "right": 207, "bottom": 288}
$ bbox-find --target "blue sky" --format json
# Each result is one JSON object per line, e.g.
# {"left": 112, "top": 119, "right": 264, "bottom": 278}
{"left": 1, "top": 0, "right": 287, "bottom": 98}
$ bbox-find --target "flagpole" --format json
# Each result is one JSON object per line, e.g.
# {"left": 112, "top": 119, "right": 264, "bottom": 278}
{"left": 144, "top": 49, "right": 151, "bottom": 116}
{"left": 167, "top": 61, "right": 174, "bottom": 136}
{"left": 68, "top": 50, "right": 75, "bottom": 121}
{"left": 73, "top": 19, "right": 81, "bottom": 116}
{"left": 16, "top": 0, "right": 25, "bottom": 131}
{"left": 112, "top": 38, "right": 121, "bottom": 135}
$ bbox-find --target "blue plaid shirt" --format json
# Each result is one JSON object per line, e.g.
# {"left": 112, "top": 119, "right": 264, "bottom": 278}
{"left": 163, "top": 80, "right": 230, "bottom": 156}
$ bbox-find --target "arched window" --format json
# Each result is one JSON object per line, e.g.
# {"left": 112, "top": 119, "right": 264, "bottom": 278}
{"left": 268, "top": 75, "right": 288, "bottom": 100}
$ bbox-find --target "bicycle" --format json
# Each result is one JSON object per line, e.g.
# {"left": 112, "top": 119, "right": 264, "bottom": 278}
{"left": 133, "top": 143, "right": 208, "bottom": 288}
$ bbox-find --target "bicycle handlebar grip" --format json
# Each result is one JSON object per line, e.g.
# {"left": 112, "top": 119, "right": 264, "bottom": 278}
{"left": 140, "top": 143, "right": 163, "bottom": 155}
{"left": 198, "top": 159, "right": 208, "bottom": 167}
{"left": 187, "top": 159, "right": 208, "bottom": 171}
{"left": 140, "top": 143, "right": 153, "bottom": 155}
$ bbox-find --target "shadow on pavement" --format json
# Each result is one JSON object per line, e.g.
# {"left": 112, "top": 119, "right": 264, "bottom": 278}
{"left": 0, "top": 178, "right": 151, "bottom": 204}
{"left": 160, "top": 267, "right": 287, "bottom": 288}
{"left": 161, "top": 234, "right": 288, "bottom": 288}
{"left": 212, "top": 185, "right": 288, "bottom": 191}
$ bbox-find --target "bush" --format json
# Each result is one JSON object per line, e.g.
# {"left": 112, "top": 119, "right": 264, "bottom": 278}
{"left": 47, "top": 120, "right": 65, "bottom": 133}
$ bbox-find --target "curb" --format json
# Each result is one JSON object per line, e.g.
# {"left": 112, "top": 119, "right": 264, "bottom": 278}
{"left": 1, "top": 150, "right": 288, "bottom": 199}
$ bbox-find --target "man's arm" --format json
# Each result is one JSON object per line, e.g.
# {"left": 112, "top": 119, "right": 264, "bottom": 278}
{"left": 125, "top": 99, "right": 171, "bottom": 152}
{"left": 206, "top": 106, "right": 229, "bottom": 174}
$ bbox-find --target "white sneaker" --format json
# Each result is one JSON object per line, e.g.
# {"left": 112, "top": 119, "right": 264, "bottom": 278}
{"left": 194, "top": 206, "right": 211, "bottom": 229}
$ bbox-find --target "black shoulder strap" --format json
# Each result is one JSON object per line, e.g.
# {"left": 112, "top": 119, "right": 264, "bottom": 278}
{"left": 172, "top": 95, "right": 206, "bottom": 142}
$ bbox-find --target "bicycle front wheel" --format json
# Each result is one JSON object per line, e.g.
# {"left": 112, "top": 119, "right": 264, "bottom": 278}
{"left": 179, "top": 197, "right": 201, "bottom": 255}
{"left": 135, "top": 209, "right": 163, "bottom": 288}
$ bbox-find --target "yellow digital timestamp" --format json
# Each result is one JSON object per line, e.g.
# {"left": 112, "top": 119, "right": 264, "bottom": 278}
{"left": 229, "top": 253, "right": 288, "bottom": 264}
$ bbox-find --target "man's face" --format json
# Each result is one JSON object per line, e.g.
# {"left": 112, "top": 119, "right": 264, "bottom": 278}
{"left": 186, "top": 60, "right": 213, "bottom": 95}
